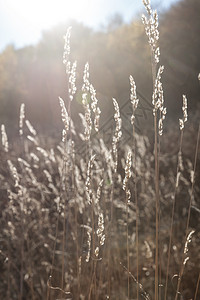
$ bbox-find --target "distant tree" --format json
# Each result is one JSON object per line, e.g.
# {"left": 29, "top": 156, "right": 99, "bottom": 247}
{"left": 0, "top": 45, "right": 26, "bottom": 132}
{"left": 105, "top": 13, "right": 124, "bottom": 32}
{"left": 160, "top": 0, "right": 200, "bottom": 118}
{"left": 1, "top": 0, "right": 200, "bottom": 135}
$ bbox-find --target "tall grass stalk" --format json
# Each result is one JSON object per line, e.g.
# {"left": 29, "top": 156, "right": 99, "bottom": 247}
{"left": 194, "top": 272, "right": 200, "bottom": 300}
{"left": 130, "top": 74, "right": 139, "bottom": 299}
{"left": 142, "top": 2, "right": 165, "bottom": 298}
{"left": 164, "top": 94, "right": 188, "bottom": 300}
{"left": 175, "top": 124, "right": 200, "bottom": 300}
{"left": 126, "top": 191, "right": 130, "bottom": 299}
{"left": 133, "top": 125, "right": 139, "bottom": 300}
{"left": 60, "top": 26, "right": 76, "bottom": 294}
{"left": 120, "top": 263, "right": 151, "bottom": 300}
{"left": 164, "top": 132, "right": 183, "bottom": 300}
{"left": 19, "top": 200, "right": 25, "bottom": 300}
{"left": 88, "top": 198, "right": 97, "bottom": 299}
{"left": 154, "top": 111, "right": 159, "bottom": 300}
{"left": 106, "top": 97, "right": 122, "bottom": 298}
{"left": 47, "top": 214, "right": 59, "bottom": 299}
{"left": 18, "top": 104, "right": 25, "bottom": 300}
{"left": 123, "top": 151, "right": 132, "bottom": 298}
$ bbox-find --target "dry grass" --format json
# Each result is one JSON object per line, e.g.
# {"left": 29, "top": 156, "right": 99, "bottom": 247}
{"left": 0, "top": 1, "right": 200, "bottom": 299}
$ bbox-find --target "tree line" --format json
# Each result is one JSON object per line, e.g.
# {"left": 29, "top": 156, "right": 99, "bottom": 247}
{"left": 0, "top": 0, "right": 199, "bottom": 137}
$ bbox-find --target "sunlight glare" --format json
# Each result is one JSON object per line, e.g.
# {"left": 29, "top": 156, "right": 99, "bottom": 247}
{"left": 6, "top": 0, "right": 96, "bottom": 30}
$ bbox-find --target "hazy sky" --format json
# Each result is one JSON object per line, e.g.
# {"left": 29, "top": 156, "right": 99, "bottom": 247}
{"left": 0, "top": 0, "right": 179, "bottom": 52}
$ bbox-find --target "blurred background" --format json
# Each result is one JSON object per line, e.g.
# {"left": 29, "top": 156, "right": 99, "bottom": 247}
{"left": 0, "top": 0, "right": 199, "bottom": 137}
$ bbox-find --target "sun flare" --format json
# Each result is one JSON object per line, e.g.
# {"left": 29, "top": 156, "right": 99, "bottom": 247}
{"left": 6, "top": 0, "right": 96, "bottom": 30}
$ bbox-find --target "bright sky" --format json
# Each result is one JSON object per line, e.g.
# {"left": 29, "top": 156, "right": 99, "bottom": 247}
{"left": 0, "top": 0, "right": 179, "bottom": 52}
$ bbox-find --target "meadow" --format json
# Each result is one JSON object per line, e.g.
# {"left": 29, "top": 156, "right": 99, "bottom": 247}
{"left": 0, "top": 0, "right": 200, "bottom": 299}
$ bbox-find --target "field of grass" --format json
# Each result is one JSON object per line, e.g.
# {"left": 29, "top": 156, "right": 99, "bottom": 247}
{"left": 0, "top": 1, "right": 200, "bottom": 299}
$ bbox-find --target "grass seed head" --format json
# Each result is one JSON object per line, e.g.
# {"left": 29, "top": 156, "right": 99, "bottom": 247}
{"left": 1, "top": 124, "right": 9, "bottom": 152}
